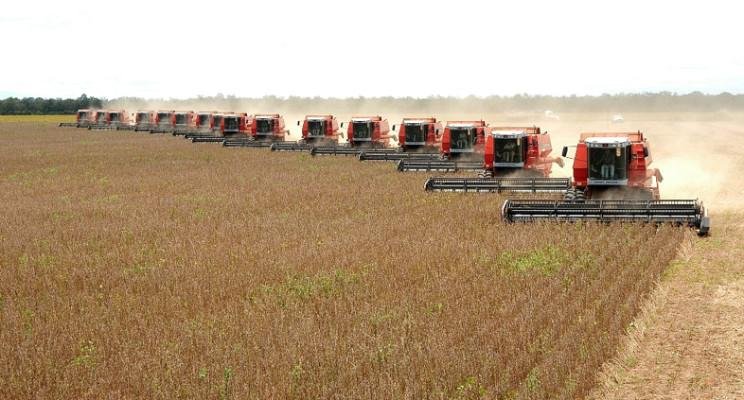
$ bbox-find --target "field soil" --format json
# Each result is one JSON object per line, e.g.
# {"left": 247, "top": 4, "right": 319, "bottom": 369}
{"left": 0, "top": 113, "right": 742, "bottom": 399}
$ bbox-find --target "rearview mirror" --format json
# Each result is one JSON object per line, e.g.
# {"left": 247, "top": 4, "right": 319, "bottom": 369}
{"left": 643, "top": 147, "right": 649, "bottom": 157}
{"left": 561, "top": 146, "right": 568, "bottom": 157}
{"left": 340, "top": 122, "right": 344, "bottom": 127}
{"left": 392, "top": 124, "right": 396, "bottom": 131}
{"left": 297, "top": 121, "right": 300, "bottom": 126}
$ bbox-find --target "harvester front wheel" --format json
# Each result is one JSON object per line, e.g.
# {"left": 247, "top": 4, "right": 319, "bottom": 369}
{"left": 563, "top": 188, "right": 586, "bottom": 203}
{"left": 476, "top": 169, "right": 493, "bottom": 178}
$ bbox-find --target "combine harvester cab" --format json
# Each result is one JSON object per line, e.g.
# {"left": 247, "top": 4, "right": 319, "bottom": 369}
{"left": 133, "top": 111, "right": 155, "bottom": 132}
{"left": 150, "top": 110, "right": 176, "bottom": 133}
{"left": 224, "top": 114, "right": 287, "bottom": 148}
{"left": 424, "top": 126, "right": 569, "bottom": 192}
{"left": 501, "top": 131, "right": 711, "bottom": 236}
{"left": 270, "top": 115, "right": 339, "bottom": 152}
{"left": 172, "top": 111, "right": 196, "bottom": 135}
{"left": 310, "top": 116, "right": 391, "bottom": 156}
{"left": 397, "top": 120, "right": 489, "bottom": 172}
{"left": 358, "top": 117, "right": 443, "bottom": 161}
{"left": 193, "top": 113, "right": 248, "bottom": 143}
{"left": 60, "top": 109, "right": 94, "bottom": 127}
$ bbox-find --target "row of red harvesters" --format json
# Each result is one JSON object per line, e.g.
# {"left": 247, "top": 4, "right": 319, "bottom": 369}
{"left": 63, "top": 109, "right": 710, "bottom": 235}
{"left": 72, "top": 110, "right": 556, "bottom": 176}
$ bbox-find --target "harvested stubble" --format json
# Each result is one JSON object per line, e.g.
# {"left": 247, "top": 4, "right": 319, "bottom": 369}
{"left": 0, "top": 122, "right": 685, "bottom": 399}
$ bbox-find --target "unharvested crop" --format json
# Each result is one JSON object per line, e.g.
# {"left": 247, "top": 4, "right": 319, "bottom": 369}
{"left": 0, "top": 122, "right": 688, "bottom": 399}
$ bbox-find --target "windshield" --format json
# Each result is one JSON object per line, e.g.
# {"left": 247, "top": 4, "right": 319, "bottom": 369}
{"left": 352, "top": 121, "right": 372, "bottom": 139}
{"left": 494, "top": 137, "right": 526, "bottom": 163}
{"left": 588, "top": 147, "right": 629, "bottom": 181}
{"left": 157, "top": 113, "right": 171, "bottom": 124}
{"left": 136, "top": 113, "right": 148, "bottom": 123}
{"left": 404, "top": 123, "right": 426, "bottom": 143}
{"left": 109, "top": 113, "right": 120, "bottom": 122}
{"left": 197, "top": 114, "right": 210, "bottom": 127}
{"left": 308, "top": 120, "right": 325, "bottom": 136}
{"left": 175, "top": 114, "right": 188, "bottom": 125}
{"left": 450, "top": 127, "right": 476, "bottom": 150}
{"left": 256, "top": 118, "right": 274, "bottom": 134}
{"left": 78, "top": 111, "right": 87, "bottom": 121}
{"left": 224, "top": 117, "right": 239, "bottom": 131}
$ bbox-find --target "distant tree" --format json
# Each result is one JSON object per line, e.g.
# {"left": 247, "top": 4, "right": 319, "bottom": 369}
{"left": 0, "top": 94, "right": 104, "bottom": 114}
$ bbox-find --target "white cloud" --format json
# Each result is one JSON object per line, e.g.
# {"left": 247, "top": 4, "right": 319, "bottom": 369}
{"left": 1, "top": 0, "right": 743, "bottom": 98}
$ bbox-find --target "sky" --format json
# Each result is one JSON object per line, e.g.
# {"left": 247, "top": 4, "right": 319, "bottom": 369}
{"left": 1, "top": 0, "right": 743, "bottom": 99}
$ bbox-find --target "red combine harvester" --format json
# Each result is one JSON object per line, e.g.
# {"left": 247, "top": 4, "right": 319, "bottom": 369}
{"left": 270, "top": 115, "right": 340, "bottom": 151}
{"left": 172, "top": 111, "right": 196, "bottom": 135}
{"left": 133, "top": 111, "right": 155, "bottom": 132}
{"left": 59, "top": 109, "right": 95, "bottom": 127}
{"left": 221, "top": 113, "right": 249, "bottom": 135}
{"left": 358, "top": 117, "right": 444, "bottom": 161}
{"left": 89, "top": 110, "right": 131, "bottom": 130}
{"left": 223, "top": 114, "right": 288, "bottom": 148}
{"left": 481, "top": 127, "right": 561, "bottom": 177}
{"left": 423, "top": 126, "right": 567, "bottom": 191}
{"left": 309, "top": 116, "right": 392, "bottom": 156}
{"left": 496, "top": 131, "right": 710, "bottom": 235}
{"left": 150, "top": 110, "right": 176, "bottom": 133}
{"left": 397, "top": 120, "right": 490, "bottom": 171}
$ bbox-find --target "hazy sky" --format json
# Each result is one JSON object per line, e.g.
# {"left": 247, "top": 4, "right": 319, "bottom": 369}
{"left": 1, "top": 0, "right": 742, "bottom": 99}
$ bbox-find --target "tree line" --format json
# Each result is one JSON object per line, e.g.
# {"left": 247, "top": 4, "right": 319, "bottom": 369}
{"left": 0, "top": 94, "right": 103, "bottom": 115}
